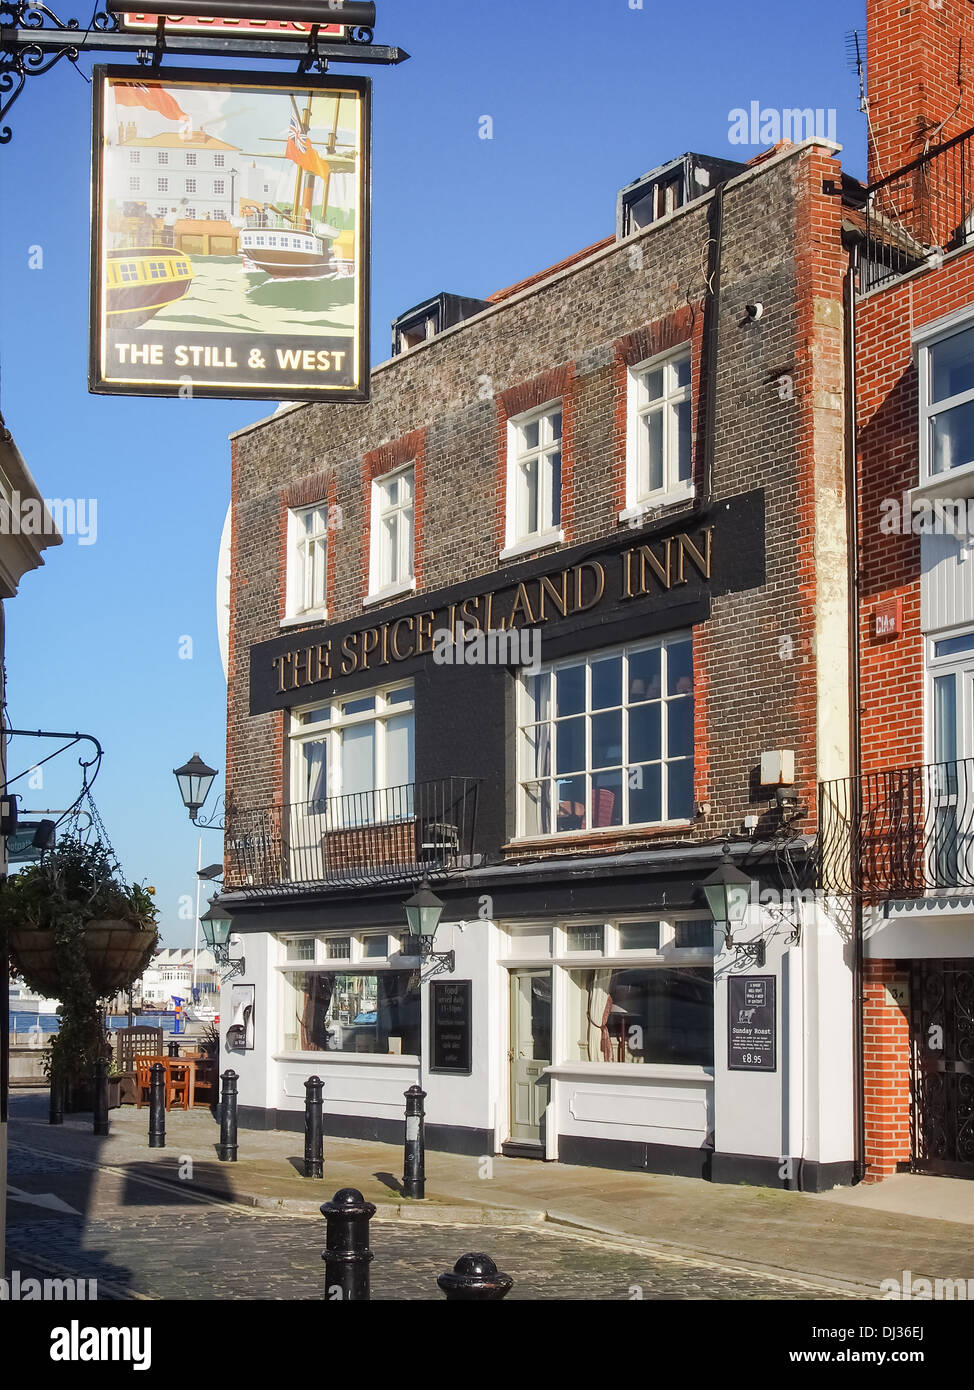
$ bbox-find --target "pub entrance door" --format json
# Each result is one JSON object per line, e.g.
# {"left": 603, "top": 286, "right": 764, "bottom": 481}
{"left": 507, "top": 969, "right": 552, "bottom": 1153}
{"left": 911, "top": 959, "right": 974, "bottom": 1176}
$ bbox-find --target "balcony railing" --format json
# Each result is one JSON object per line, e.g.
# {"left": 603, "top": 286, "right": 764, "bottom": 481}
{"left": 224, "top": 778, "right": 481, "bottom": 893}
{"left": 860, "top": 124, "right": 974, "bottom": 293}
{"left": 818, "top": 759, "right": 974, "bottom": 899}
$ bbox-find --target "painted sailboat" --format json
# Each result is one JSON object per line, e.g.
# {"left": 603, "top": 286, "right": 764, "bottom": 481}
{"left": 240, "top": 95, "right": 354, "bottom": 281}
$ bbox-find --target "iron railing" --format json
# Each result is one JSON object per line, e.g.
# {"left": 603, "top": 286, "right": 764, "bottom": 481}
{"left": 860, "top": 124, "right": 974, "bottom": 293}
{"left": 819, "top": 759, "right": 974, "bottom": 899}
{"left": 224, "top": 777, "right": 481, "bottom": 893}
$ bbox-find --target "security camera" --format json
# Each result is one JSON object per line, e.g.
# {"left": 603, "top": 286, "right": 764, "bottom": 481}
{"left": 745, "top": 303, "right": 764, "bottom": 320}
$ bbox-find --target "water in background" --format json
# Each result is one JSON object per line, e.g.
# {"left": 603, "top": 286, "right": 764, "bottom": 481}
{"left": 9, "top": 1011, "right": 178, "bottom": 1034}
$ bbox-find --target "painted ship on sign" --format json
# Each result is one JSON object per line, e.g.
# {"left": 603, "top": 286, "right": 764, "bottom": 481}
{"left": 105, "top": 247, "right": 194, "bottom": 327}
{"left": 239, "top": 226, "right": 334, "bottom": 280}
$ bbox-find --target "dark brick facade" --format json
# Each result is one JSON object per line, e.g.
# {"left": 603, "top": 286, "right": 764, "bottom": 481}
{"left": 226, "top": 140, "right": 848, "bottom": 871}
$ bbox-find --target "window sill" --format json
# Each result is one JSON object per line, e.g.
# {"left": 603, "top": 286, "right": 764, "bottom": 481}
{"left": 911, "top": 464, "right": 974, "bottom": 504}
{"left": 499, "top": 529, "right": 565, "bottom": 564}
{"left": 363, "top": 578, "right": 416, "bottom": 608}
{"left": 280, "top": 610, "right": 326, "bottom": 630}
{"left": 619, "top": 488, "right": 695, "bottom": 527}
{"left": 274, "top": 1051, "right": 420, "bottom": 1066}
{"left": 544, "top": 1062, "right": 713, "bottom": 1082}
{"left": 505, "top": 821, "right": 693, "bottom": 851}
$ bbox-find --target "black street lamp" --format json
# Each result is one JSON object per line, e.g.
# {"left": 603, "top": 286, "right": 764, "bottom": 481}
{"left": 173, "top": 753, "right": 222, "bottom": 828}
{"left": 200, "top": 895, "right": 245, "bottom": 978}
{"left": 702, "top": 846, "right": 764, "bottom": 967}
{"left": 403, "top": 880, "right": 454, "bottom": 976}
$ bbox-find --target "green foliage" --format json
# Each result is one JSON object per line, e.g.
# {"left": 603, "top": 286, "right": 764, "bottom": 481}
{"left": 0, "top": 837, "right": 160, "bottom": 1093}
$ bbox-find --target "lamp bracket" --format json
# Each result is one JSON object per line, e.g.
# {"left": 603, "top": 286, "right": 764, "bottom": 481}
{"left": 220, "top": 954, "right": 245, "bottom": 982}
{"left": 727, "top": 939, "right": 767, "bottom": 970}
{"left": 192, "top": 794, "right": 226, "bottom": 833}
{"left": 418, "top": 936, "right": 454, "bottom": 979}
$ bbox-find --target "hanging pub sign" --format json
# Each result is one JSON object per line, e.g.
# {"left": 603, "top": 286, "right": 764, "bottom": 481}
{"left": 89, "top": 66, "right": 371, "bottom": 402}
{"left": 120, "top": 15, "right": 345, "bottom": 34}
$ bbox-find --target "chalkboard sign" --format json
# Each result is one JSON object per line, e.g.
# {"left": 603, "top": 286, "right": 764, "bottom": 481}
{"left": 727, "top": 975, "right": 776, "bottom": 1072}
{"left": 430, "top": 979, "right": 472, "bottom": 1075}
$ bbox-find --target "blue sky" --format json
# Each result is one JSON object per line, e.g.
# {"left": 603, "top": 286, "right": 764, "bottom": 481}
{"left": 0, "top": 0, "right": 866, "bottom": 946}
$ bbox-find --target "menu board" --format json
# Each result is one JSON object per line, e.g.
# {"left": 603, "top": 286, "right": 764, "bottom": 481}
{"left": 727, "top": 975, "right": 776, "bottom": 1072}
{"left": 430, "top": 980, "right": 472, "bottom": 1075}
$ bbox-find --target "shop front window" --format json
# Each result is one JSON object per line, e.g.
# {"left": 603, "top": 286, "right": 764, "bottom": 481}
{"left": 568, "top": 966, "right": 713, "bottom": 1065}
{"left": 283, "top": 970, "right": 421, "bottom": 1056}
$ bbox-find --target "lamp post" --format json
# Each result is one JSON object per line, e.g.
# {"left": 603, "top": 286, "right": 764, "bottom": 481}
{"left": 403, "top": 880, "right": 454, "bottom": 976}
{"left": 229, "top": 167, "right": 239, "bottom": 221}
{"left": 702, "top": 846, "right": 764, "bottom": 967}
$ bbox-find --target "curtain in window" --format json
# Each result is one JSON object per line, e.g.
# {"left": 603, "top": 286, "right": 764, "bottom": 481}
{"left": 299, "top": 975, "right": 334, "bottom": 1051}
{"left": 585, "top": 969, "right": 613, "bottom": 1062}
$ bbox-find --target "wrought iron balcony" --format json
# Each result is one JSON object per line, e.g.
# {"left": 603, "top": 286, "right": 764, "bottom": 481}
{"left": 224, "top": 778, "right": 481, "bottom": 894}
{"left": 859, "top": 124, "right": 974, "bottom": 293}
{"left": 818, "top": 759, "right": 974, "bottom": 900}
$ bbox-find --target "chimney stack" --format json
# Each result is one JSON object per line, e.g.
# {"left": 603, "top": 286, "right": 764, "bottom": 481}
{"left": 867, "top": 0, "right": 974, "bottom": 181}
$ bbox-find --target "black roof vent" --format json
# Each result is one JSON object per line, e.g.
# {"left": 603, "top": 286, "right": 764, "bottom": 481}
{"left": 391, "top": 292, "right": 491, "bottom": 357}
{"left": 617, "top": 152, "right": 747, "bottom": 238}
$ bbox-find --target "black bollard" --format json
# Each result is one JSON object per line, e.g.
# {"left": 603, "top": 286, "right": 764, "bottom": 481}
{"left": 320, "top": 1188, "right": 375, "bottom": 1301}
{"left": 167, "top": 1041, "right": 180, "bottom": 1058}
{"left": 148, "top": 1062, "right": 166, "bottom": 1148}
{"left": 218, "top": 1068, "right": 238, "bottom": 1162}
{"left": 48, "top": 1065, "right": 63, "bottom": 1126}
{"left": 402, "top": 1084, "right": 426, "bottom": 1199}
{"left": 92, "top": 1058, "right": 110, "bottom": 1137}
{"left": 437, "top": 1253, "right": 514, "bottom": 1301}
{"left": 304, "top": 1075, "right": 324, "bottom": 1179}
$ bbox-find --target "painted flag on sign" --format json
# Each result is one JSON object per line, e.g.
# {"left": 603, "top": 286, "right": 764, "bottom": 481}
{"left": 113, "top": 82, "right": 188, "bottom": 123}
{"left": 285, "top": 115, "right": 330, "bottom": 181}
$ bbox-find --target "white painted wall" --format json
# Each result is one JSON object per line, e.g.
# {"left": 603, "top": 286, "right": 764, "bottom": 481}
{"left": 714, "top": 902, "right": 854, "bottom": 1173}
{"left": 865, "top": 902, "right": 974, "bottom": 958}
{"left": 419, "top": 919, "right": 499, "bottom": 1142}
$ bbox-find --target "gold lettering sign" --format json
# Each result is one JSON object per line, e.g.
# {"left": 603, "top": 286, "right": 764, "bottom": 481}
{"left": 270, "top": 526, "right": 714, "bottom": 693}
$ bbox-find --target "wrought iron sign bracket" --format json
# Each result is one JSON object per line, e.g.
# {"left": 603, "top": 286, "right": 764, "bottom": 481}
{"left": 0, "top": 1, "right": 407, "bottom": 141}
{"left": 134, "top": 14, "right": 166, "bottom": 68}
{"left": 3, "top": 727, "right": 104, "bottom": 826}
{"left": 299, "top": 22, "right": 327, "bottom": 75}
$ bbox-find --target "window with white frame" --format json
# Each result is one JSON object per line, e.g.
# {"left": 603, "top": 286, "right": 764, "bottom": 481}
{"left": 505, "top": 402, "right": 562, "bottom": 551}
{"left": 507, "top": 917, "right": 716, "bottom": 1067}
{"left": 927, "top": 628, "right": 974, "bottom": 885}
{"left": 282, "top": 969, "right": 421, "bottom": 1055}
{"left": 290, "top": 681, "right": 415, "bottom": 819}
{"left": 158, "top": 151, "right": 168, "bottom": 165}
{"left": 920, "top": 322, "right": 974, "bottom": 479}
{"left": 369, "top": 464, "right": 414, "bottom": 595}
{"left": 626, "top": 348, "right": 692, "bottom": 510}
{"left": 185, "top": 178, "right": 197, "bottom": 194}
{"left": 517, "top": 634, "right": 694, "bottom": 836}
{"left": 286, "top": 502, "right": 328, "bottom": 620}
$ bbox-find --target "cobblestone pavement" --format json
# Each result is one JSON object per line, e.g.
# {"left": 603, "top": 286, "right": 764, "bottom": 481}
{"left": 5, "top": 1144, "right": 857, "bottom": 1301}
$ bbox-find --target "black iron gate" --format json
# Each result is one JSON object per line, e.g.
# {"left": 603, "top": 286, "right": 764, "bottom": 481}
{"left": 911, "top": 960, "right": 974, "bottom": 1176}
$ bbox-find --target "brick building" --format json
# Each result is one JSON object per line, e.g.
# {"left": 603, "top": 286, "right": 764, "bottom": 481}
{"left": 216, "top": 112, "right": 862, "bottom": 1188}
{"left": 817, "top": 0, "right": 974, "bottom": 1182}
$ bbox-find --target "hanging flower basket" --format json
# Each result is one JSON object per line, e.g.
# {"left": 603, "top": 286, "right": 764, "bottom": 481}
{"left": 0, "top": 833, "right": 160, "bottom": 1095}
{"left": 7, "top": 920, "right": 158, "bottom": 998}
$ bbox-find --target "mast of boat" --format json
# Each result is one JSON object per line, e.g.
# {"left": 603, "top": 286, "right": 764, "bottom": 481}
{"left": 317, "top": 93, "right": 341, "bottom": 228}
{"left": 289, "top": 93, "right": 315, "bottom": 231}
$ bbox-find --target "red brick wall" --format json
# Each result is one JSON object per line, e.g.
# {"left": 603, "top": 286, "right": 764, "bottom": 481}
{"left": 856, "top": 251, "right": 974, "bottom": 775}
{"left": 867, "top": 0, "right": 974, "bottom": 183}
{"left": 862, "top": 959, "right": 913, "bottom": 1179}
